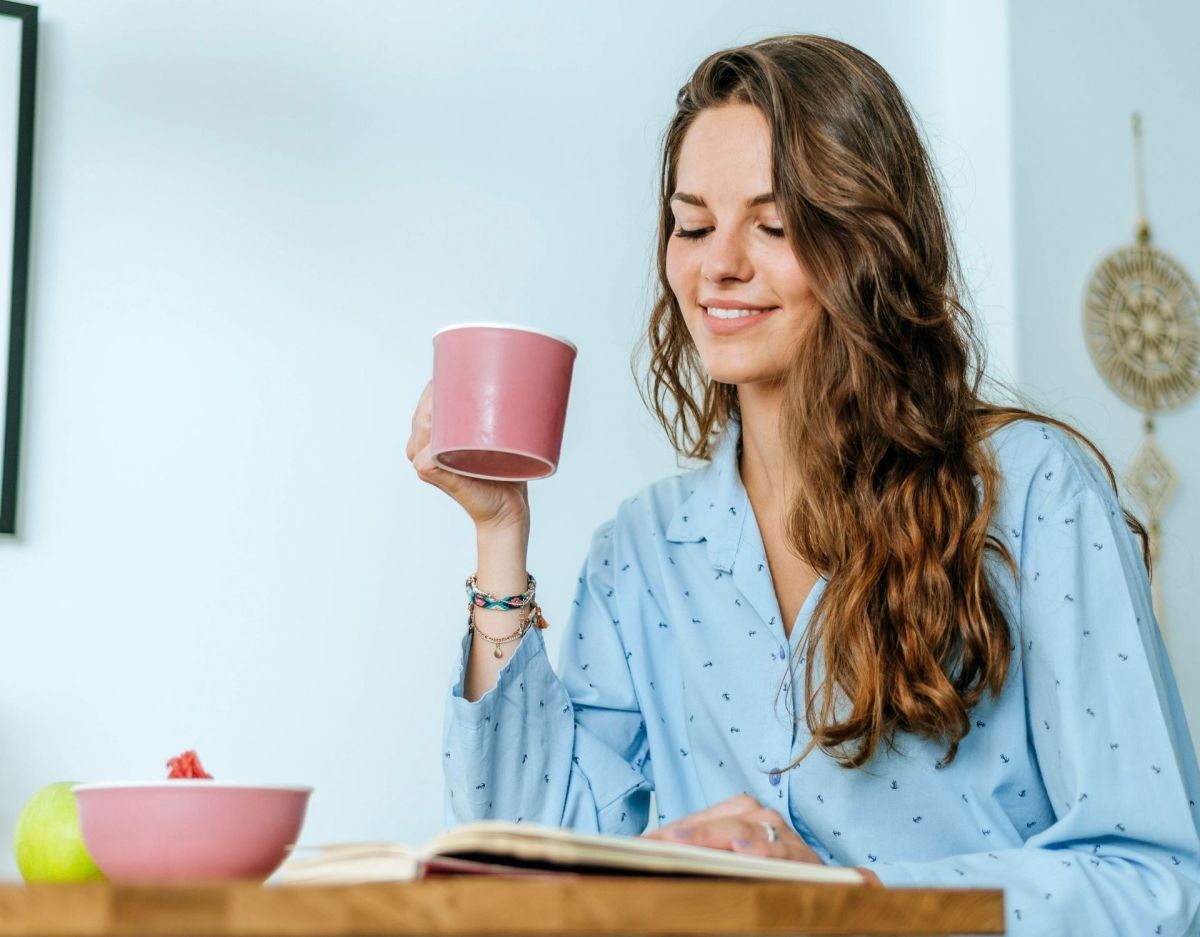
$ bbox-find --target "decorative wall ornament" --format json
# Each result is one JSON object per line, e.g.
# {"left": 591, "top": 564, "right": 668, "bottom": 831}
{"left": 1082, "top": 113, "right": 1200, "bottom": 631}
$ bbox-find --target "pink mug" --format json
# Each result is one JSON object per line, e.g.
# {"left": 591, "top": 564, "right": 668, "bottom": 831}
{"left": 431, "top": 323, "right": 577, "bottom": 481}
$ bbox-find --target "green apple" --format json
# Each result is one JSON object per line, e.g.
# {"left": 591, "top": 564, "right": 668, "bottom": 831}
{"left": 13, "top": 782, "right": 105, "bottom": 883}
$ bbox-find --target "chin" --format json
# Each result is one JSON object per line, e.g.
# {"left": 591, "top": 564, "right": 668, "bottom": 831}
{"left": 694, "top": 350, "right": 784, "bottom": 386}
{"left": 704, "top": 371, "right": 753, "bottom": 386}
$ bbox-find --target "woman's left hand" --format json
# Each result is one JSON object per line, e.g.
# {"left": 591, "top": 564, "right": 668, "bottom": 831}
{"left": 641, "top": 794, "right": 822, "bottom": 862}
{"left": 642, "top": 793, "right": 882, "bottom": 885}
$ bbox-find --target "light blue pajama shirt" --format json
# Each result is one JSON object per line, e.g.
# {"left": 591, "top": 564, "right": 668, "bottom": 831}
{"left": 443, "top": 418, "right": 1200, "bottom": 936}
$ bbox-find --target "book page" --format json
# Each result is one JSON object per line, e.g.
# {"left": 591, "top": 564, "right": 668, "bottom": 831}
{"left": 424, "top": 822, "right": 863, "bottom": 883}
{"left": 276, "top": 843, "right": 423, "bottom": 885}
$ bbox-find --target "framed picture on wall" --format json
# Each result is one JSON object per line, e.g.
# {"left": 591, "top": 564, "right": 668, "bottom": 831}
{"left": 0, "top": 0, "right": 35, "bottom": 535}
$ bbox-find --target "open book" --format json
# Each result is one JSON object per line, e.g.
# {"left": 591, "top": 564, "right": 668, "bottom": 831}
{"left": 276, "top": 820, "right": 866, "bottom": 885}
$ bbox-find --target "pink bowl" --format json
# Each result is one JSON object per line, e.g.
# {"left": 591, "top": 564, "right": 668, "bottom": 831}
{"left": 73, "top": 781, "right": 312, "bottom": 883}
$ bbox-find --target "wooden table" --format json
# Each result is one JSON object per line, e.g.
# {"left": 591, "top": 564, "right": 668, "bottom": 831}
{"left": 0, "top": 878, "right": 1003, "bottom": 936}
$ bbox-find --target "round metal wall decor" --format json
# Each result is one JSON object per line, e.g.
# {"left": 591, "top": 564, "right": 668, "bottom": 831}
{"left": 1083, "top": 242, "right": 1200, "bottom": 412}
{"left": 1080, "top": 113, "right": 1200, "bottom": 636}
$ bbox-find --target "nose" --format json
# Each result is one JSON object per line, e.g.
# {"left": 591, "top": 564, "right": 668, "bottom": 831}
{"left": 699, "top": 226, "right": 753, "bottom": 283}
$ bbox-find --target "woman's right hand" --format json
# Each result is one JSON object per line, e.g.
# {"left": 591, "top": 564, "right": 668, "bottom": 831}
{"left": 406, "top": 380, "right": 530, "bottom": 534}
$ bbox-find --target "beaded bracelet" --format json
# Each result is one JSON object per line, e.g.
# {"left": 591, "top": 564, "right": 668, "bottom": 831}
{"left": 468, "top": 605, "right": 532, "bottom": 659}
{"left": 466, "top": 573, "right": 536, "bottom": 611}
{"left": 467, "top": 602, "right": 550, "bottom": 657}
{"left": 464, "top": 573, "right": 548, "bottom": 659}
{"left": 466, "top": 600, "right": 548, "bottom": 659}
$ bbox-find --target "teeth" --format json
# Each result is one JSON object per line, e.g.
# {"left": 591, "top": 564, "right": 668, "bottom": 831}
{"left": 705, "top": 306, "right": 767, "bottom": 319}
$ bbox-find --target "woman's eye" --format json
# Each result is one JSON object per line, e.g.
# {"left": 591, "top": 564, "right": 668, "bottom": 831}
{"left": 760, "top": 225, "right": 785, "bottom": 238}
{"left": 673, "top": 227, "right": 711, "bottom": 240}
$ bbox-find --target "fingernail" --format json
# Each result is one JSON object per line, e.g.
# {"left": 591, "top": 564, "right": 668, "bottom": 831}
{"left": 732, "top": 838, "right": 752, "bottom": 849}
{"left": 669, "top": 828, "right": 692, "bottom": 840}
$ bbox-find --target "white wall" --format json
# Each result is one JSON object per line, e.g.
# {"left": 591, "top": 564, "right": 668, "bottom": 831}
{"left": 1009, "top": 0, "right": 1200, "bottom": 732}
{"left": 0, "top": 0, "right": 1015, "bottom": 876}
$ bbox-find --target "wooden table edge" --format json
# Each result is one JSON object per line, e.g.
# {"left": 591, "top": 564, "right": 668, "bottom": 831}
{"left": 0, "top": 878, "right": 1005, "bottom": 936}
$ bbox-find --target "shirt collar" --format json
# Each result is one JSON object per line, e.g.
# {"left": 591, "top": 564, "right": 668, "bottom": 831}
{"left": 664, "top": 420, "right": 749, "bottom": 573}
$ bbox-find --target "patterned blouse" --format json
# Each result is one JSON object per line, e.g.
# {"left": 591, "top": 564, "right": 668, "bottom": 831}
{"left": 443, "top": 418, "right": 1200, "bottom": 936}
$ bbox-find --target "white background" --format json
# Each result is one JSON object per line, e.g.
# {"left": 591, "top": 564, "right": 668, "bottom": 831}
{"left": 0, "top": 0, "right": 1194, "bottom": 877}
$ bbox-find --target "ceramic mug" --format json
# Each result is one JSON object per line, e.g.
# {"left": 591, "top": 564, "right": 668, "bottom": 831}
{"left": 431, "top": 323, "right": 577, "bottom": 481}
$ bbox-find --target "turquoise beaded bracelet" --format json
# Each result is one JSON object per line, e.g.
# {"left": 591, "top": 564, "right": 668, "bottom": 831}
{"left": 465, "top": 573, "right": 536, "bottom": 611}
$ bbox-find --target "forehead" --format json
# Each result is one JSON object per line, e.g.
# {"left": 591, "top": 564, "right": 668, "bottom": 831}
{"left": 675, "top": 104, "right": 772, "bottom": 193}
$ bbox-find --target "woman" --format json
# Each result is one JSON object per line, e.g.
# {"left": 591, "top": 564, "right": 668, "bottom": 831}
{"left": 407, "top": 35, "right": 1200, "bottom": 936}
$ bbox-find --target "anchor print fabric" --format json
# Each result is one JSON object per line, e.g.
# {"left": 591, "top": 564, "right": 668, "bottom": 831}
{"left": 442, "top": 419, "right": 1200, "bottom": 936}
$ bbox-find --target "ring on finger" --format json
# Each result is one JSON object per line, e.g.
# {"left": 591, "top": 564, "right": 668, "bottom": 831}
{"left": 759, "top": 820, "right": 779, "bottom": 844}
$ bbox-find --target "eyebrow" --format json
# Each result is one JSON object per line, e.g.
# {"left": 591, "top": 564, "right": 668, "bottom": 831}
{"left": 670, "top": 192, "right": 776, "bottom": 208}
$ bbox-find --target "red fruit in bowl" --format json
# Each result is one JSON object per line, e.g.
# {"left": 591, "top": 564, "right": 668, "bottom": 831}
{"left": 166, "top": 751, "right": 212, "bottom": 779}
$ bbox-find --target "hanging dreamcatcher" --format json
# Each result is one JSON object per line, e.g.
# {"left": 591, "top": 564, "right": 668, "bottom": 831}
{"left": 1082, "top": 113, "right": 1200, "bottom": 632}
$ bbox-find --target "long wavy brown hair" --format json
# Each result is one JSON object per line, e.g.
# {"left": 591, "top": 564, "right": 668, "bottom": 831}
{"left": 638, "top": 35, "right": 1150, "bottom": 769}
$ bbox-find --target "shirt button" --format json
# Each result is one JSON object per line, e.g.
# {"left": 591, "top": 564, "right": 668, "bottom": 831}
{"left": 768, "top": 769, "right": 781, "bottom": 786}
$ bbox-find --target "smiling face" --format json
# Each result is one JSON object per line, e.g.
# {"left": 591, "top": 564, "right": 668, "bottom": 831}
{"left": 665, "top": 104, "right": 821, "bottom": 388}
